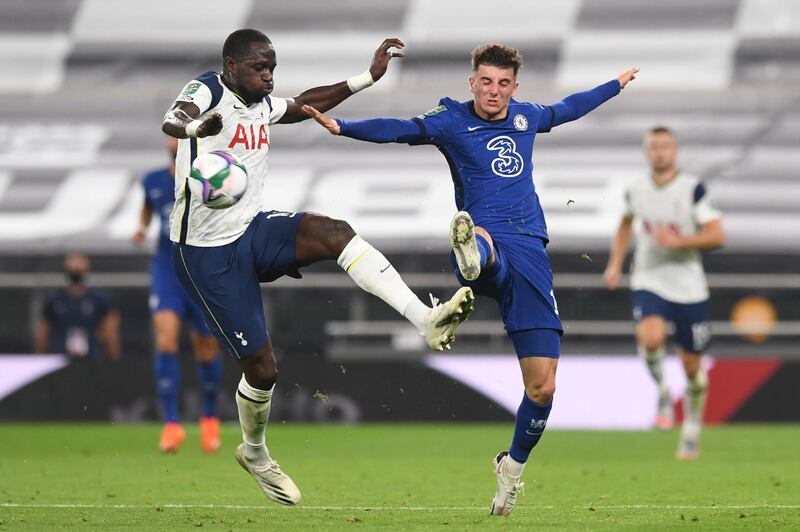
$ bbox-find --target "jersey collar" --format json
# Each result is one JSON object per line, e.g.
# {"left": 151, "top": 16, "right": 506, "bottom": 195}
{"left": 468, "top": 99, "right": 515, "bottom": 125}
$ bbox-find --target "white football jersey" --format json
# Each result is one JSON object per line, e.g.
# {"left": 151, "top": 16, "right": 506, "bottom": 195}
{"left": 624, "top": 172, "right": 721, "bottom": 303}
{"left": 168, "top": 72, "right": 288, "bottom": 247}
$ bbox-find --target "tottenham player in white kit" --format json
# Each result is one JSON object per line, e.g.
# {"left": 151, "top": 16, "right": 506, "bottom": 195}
{"left": 161, "top": 29, "right": 474, "bottom": 505}
{"left": 603, "top": 126, "right": 725, "bottom": 459}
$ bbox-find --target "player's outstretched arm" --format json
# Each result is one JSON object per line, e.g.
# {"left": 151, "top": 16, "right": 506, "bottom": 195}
{"left": 544, "top": 67, "right": 639, "bottom": 131}
{"left": 278, "top": 38, "right": 404, "bottom": 124}
{"left": 162, "top": 101, "right": 223, "bottom": 139}
{"left": 303, "top": 105, "right": 424, "bottom": 144}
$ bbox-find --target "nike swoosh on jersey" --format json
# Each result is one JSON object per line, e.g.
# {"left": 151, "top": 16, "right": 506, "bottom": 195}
{"left": 467, "top": 126, "right": 482, "bottom": 131}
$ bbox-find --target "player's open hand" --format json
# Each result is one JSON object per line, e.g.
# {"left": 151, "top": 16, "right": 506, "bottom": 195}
{"left": 302, "top": 105, "right": 341, "bottom": 135}
{"left": 369, "top": 38, "right": 405, "bottom": 82}
{"left": 197, "top": 112, "right": 223, "bottom": 138}
{"left": 616, "top": 67, "right": 639, "bottom": 89}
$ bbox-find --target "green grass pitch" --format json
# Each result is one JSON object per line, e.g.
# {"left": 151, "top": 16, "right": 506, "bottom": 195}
{"left": 1, "top": 423, "right": 798, "bottom": 530}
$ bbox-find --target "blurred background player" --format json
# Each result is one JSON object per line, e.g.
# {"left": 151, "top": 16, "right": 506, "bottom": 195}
{"left": 35, "top": 253, "right": 121, "bottom": 360}
{"left": 162, "top": 29, "right": 473, "bottom": 506}
{"left": 304, "top": 44, "right": 637, "bottom": 516}
{"left": 603, "top": 126, "right": 725, "bottom": 459}
{"left": 132, "top": 136, "right": 223, "bottom": 454}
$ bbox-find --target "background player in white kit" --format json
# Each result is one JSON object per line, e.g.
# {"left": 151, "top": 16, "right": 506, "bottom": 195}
{"left": 161, "top": 29, "right": 473, "bottom": 506}
{"left": 603, "top": 126, "right": 725, "bottom": 459}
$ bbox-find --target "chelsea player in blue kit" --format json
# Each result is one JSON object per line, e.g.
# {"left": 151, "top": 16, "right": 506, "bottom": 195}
{"left": 305, "top": 43, "right": 638, "bottom": 516}
{"left": 133, "top": 136, "right": 223, "bottom": 454}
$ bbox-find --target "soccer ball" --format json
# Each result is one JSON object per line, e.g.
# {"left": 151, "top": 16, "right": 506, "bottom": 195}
{"left": 189, "top": 151, "right": 248, "bottom": 209}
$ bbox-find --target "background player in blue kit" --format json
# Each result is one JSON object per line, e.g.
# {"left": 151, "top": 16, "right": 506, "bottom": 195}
{"left": 304, "top": 43, "right": 638, "bottom": 516}
{"left": 133, "top": 136, "right": 223, "bottom": 454}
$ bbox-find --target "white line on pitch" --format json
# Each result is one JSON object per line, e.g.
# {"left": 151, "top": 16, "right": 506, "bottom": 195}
{"left": 2, "top": 503, "right": 799, "bottom": 511}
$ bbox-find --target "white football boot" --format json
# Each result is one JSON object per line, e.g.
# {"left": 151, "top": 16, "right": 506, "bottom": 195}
{"left": 450, "top": 211, "right": 482, "bottom": 281}
{"left": 490, "top": 451, "right": 524, "bottom": 516}
{"left": 676, "top": 423, "right": 701, "bottom": 460}
{"left": 424, "top": 287, "right": 474, "bottom": 350}
{"left": 235, "top": 444, "right": 301, "bottom": 505}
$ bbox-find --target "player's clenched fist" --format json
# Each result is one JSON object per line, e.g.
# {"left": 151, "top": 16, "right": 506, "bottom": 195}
{"left": 197, "top": 112, "right": 223, "bottom": 138}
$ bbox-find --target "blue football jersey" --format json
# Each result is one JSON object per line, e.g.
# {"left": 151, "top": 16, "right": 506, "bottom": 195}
{"left": 411, "top": 97, "right": 554, "bottom": 241}
{"left": 142, "top": 168, "right": 175, "bottom": 265}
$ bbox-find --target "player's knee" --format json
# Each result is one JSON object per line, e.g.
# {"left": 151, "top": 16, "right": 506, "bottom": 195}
{"left": 246, "top": 366, "right": 278, "bottom": 391}
{"left": 155, "top": 336, "right": 179, "bottom": 353}
{"left": 637, "top": 328, "right": 665, "bottom": 352}
{"left": 193, "top": 337, "right": 218, "bottom": 362}
{"left": 526, "top": 382, "right": 555, "bottom": 405}
{"left": 325, "top": 218, "right": 357, "bottom": 253}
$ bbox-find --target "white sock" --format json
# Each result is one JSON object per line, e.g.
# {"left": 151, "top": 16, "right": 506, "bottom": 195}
{"left": 638, "top": 344, "right": 668, "bottom": 395}
{"left": 683, "top": 368, "right": 708, "bottom": 440}
{"left": 338, "top": 235, "right": 428, "bottom": 333}
{"left": 505, "top": 455, "right": 525, "bottom": 478}
{"left": 236, "top": 374, "right": 273, "bottom": 467}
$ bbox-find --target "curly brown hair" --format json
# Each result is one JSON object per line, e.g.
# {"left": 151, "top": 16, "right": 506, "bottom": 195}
{"left": 471, "top": 43, "right": 523, "bottom": 76}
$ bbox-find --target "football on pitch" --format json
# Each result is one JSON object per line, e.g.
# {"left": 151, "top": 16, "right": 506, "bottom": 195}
{"left": 189, "top": 151, "right": 248, "bottom": 209}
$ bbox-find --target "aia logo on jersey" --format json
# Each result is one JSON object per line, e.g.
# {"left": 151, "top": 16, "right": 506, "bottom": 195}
{"left": 228, "top": 123, "right": 270, "bottom": 150}
{"left": 643, "top": 220, "right": 681, "bottom": 236}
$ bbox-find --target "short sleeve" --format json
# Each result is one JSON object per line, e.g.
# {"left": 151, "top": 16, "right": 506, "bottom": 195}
{"left": 623, "top": 188, "right": 634, "bottom": 217}
{"left": 692, "top": 182, "right": 721, "bottom": 225}
{"left": 173, "top": 80, "right": 213, "bottom": 113}
{"left": 92, "top": 290, "right": 111, "bottom": 319}
{"left": 266, "top": 96, "right": 289, "bottom": 125}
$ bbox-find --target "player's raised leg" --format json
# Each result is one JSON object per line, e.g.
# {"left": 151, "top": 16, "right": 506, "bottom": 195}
{"left": 296, "top": 213, "right": 474, "bottom": 350}
{"left": 152, "top": 310, "right": 186, "bottom": 453}
{"left": 192, "top": 331, "right": 222, "bottom": 453}
{"left": 676, "top": 349, "right": 708, "bottom": 460}
{"left": 450, "top": 211, "right": 494, "bottom": 282}
{"left": 636, "top": 312, "right": 673, "bottom": 430}
{"left": 491, "top": 332, "right": 559, "bottom": 517}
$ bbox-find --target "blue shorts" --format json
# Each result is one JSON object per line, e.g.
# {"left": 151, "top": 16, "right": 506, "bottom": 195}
{"left": 150, "top": 257, "right": 211, "bottom": 335}
{"left": 632, "top": 290, "right": 711, "bottom": 353}
{"left": 452, "top": 234, "right": 562, "bottom": 358}
{"left": 172, "top": 210, "right": 304, "bottom": 359}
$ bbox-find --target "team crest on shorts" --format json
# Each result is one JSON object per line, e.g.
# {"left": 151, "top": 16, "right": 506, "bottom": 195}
{"left": 513, "top": 114, "right": 528, "bottom": 131}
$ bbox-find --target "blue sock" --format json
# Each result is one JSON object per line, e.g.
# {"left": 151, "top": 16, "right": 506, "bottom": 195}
{"left": 196, "top": 357, "right": 222, "bottom": 418}
{"left": 476, "top": 234, "right": 491, "bottom": 269}
{"left": 508, "top": 393, "right": 552, "bottom": 463}
{"left": 154, "top": 352, "right": 180, "bottom": 423}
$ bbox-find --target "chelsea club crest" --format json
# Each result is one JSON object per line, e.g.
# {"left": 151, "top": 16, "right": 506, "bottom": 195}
{"left": 513, "top": 114, "right": 528, "bottom": 131}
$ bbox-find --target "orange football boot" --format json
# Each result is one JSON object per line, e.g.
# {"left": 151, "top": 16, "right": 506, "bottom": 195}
{"left": 159, "top": 422, "right": 186, "bottom": 453}
{"left": 200, "top": 417, "right": 221, "bottom": 454}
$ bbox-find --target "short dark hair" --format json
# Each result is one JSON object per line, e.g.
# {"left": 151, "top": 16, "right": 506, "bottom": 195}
{"left": 222, "top": 29, "right": 271, "bottom": 61}
{"left": 649, "top": 126, "right": 675, "bottom": 136}
{"left": 471, "top": 43, "right": 523, "bottom": 76}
